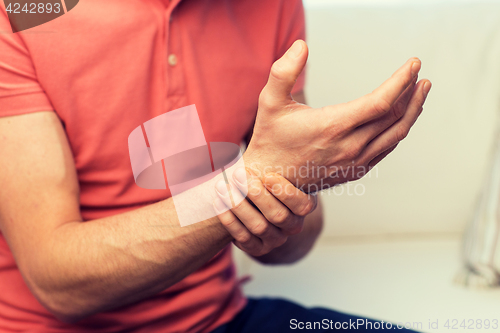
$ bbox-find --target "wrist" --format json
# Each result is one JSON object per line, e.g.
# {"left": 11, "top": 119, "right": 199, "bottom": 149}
{"left": 242, "top": 149, "right": 277, "bottom": 181}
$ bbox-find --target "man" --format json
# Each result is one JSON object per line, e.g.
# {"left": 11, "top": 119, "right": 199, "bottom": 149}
{"left": 0, "top": 0, "right": 430, "bottom": 332}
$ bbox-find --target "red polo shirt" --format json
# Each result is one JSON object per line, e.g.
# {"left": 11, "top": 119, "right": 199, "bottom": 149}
{"left": 0, "top": 0, "right": 306, "bottom": 331}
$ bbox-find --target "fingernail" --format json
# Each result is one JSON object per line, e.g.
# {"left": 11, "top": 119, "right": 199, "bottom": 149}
{"left": 233, "top": 168, "right": 248, "bottom": 187}
{"left": 215, "top": 179, "right": 228, "bottom": 196}
{"left": 411, "top": 61, "right": 420, "bottom": 77}
{"left": 213, "top": 198, "right": 227, "bottom": 214}
{"left": 288, "top": 40, "right": 303, "bottom": 58}
{"left": 263, "top": 173, "right": 277, "bottom": 187}
{"left": 423, "top": 81, "right": 431, "bottom": 98}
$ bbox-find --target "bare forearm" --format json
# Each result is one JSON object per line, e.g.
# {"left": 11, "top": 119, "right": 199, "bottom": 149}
{"left": 24, "top": 198, "right": 231, "bottom": 323}
{"left": 252, "top": 198, "right": 323, "bottom": 264}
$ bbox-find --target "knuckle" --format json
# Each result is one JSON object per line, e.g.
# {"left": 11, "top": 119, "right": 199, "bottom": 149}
{"left": 220, "top": 216, "right": 238, "bottom": 228}
{"left": 252, "top": 221, "right": 270, "bottom": 237}
{"left": 372, "top": 96, "right": 392, "bottom": 116}
{"left": 297, "top": 200, "right": 314, "bottom": 217}
{"left": 236, "top": 232, "right": 253, "bottom": 245}
{"left": 270, "top": 208, "right": 290, "bottom": 225}
{"left": 396, "top": 124, "right": 409, "bottom": 142}
{"left": 324, "top": 112, "right": 349, "bottom": 137}
{"left": 270, "top": 61, "right": 288, "bottom": 81}
{"left": 341, "top": 148, "right": 355, "bottom": 161}
{"left": 392, "top": 101, "right": 405, "bottom": 119}
{"left": 258, "top": 90, "right": 273, "bottom": 110}
{"left": 341, "top": 143, "right": 362, "bottom": 161}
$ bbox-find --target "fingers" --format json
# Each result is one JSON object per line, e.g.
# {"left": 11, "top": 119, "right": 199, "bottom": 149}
{"left": 262, "top": 173, "right": 316, "bottom": 217}
{"left": 232, "top": 168, "right": 304, "bottom": 235}
{"left": 358, "top": 79, "right": 431, "bottom": 163}
{"left": 354, "top": 75, "right": 418, "bottom": 143}
{"left": 258, "top": 40, "right": 309, "bottom": 111}
{"left": 367, "top": 144, "right": 398, "bottom": 169}
{"left": 213, "top": 166, "right": 314, "bottom": 257}
{"left": 371, "top": 57, "right": 421, "bottom": 114}
{"left": 342, "top": 58, "right": 421, "bottom": 127}
{"left": 215, "top": 179, "right": 287, "bottom": 246}
{"left": 213, "top": 198, "right": 264, "bottom": 255}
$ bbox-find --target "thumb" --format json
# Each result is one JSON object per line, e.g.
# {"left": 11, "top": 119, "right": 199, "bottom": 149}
{"left": 259, "top": 40, "right": 308, "bottom": 110}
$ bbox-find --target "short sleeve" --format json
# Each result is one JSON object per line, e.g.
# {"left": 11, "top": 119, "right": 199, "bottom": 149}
{"left": 0, "top": 7, "right": 53, "bottom": 118}
{"left": 275, "top": 0, "right": 306, "bottom": 95}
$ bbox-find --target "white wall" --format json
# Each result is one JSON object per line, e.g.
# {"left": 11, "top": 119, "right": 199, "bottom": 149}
{"left": 304, "top": 2, "right": 500, "bottom": 237}
{"left": 304, "top": 0, "right": 500, "bottom": 7}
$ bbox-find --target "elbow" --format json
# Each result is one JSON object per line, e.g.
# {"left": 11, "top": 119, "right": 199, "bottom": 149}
{"left": 27, "top": 279, "right": 94, "bottom": 324}
{"left": 35, "top": 290, "right": 92, "bottom": 324}
{"left": 16, "top": 247, "right": 100, "bottom": 323}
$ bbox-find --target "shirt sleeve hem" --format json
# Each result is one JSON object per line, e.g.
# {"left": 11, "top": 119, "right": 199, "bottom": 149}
{"left": 0, "top": 91, "right": 54, "bottom": 118}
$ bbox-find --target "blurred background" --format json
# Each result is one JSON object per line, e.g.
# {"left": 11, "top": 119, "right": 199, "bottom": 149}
{"left": 234, "top": 0, "right": 500, "bottom": 331}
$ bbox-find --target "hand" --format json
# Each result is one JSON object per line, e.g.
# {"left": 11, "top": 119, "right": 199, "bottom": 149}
{"left": 213, "top": 167, "right": 316, "bottom": 257}
{"left": 244, "top": 40, "right": 432, "bottom": 192}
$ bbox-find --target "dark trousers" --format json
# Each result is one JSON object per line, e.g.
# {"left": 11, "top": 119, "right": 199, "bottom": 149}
{"left": 211, "top": 298, "right": 419, "bottom": 332}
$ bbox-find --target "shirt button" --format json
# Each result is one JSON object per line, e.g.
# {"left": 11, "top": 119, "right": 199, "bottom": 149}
{"left": 168, "top": 54, "right": 178, "bottom": 66}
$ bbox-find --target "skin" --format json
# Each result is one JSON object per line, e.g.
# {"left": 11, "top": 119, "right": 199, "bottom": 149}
{"left": 246, "top": 40, "right": 431, "bottom": 191}
{"left": 0, "top": 40, "right": 430, "bottom": 323}
{"left": 215, "top": 168, "right": 324, "bottom": 263}
{"left": 216, "top": 92, "right": 324, "bottom": 263}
